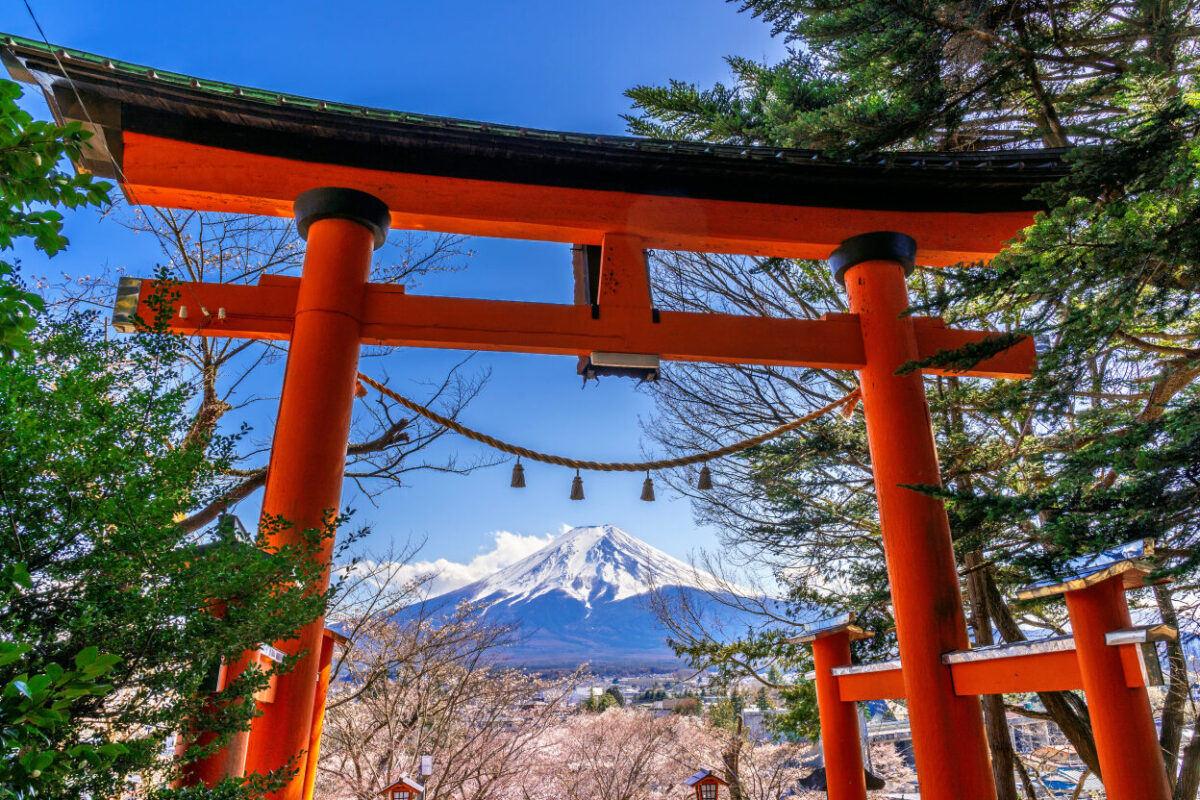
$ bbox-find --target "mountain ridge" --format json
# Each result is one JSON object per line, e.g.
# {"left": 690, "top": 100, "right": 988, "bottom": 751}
{"left": 414, "top": 524, "right": 764, "bottom": 669}
{"left": 440, "top": 524, "right": 727, "bottom": 610}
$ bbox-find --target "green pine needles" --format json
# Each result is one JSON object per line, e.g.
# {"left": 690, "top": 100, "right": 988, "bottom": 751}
{"left": 629, "top": 2, "right": 1200, "bottom": 792}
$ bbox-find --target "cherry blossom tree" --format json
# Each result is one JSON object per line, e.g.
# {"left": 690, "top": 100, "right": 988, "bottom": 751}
{"left": 315, "top": 563, "right": 581, "bottom": 800}
{"left": 516, "top": 709, "right": 716, "bottom": 800}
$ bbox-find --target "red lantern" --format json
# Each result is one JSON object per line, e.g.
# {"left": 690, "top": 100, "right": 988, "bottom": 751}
{"left": 684, "top": 769, "right": 727, "bottom": 800}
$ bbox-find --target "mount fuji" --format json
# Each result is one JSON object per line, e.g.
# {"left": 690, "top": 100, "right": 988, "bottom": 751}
{"left": 417, "top": 525, "right": 765, "bottom": 669}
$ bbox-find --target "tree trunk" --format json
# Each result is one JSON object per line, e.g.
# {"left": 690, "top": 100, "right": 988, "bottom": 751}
{"left": 1176, "top": 732, "right": 1200, "bottom": 800}
{"left": 723, "top": 718, "right": 745, "bottom": 800}
{"left": 965, "top": 551, "right": 1020, "bottom": 800}
{"left": 944, "top": 381, "right": 1020, "bottom": 800}
{"left": 1156, "top": 584, "right": 1188, "bottom": 777}
{"left": 1069, "top": 769, "right": 1091, "bottom": 800}
{"left": 1013, "top": 755, "right": 1040, "bottom": 800}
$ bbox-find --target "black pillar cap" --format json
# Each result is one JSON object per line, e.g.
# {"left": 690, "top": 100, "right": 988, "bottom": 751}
{"left": 828, "top": 231, "right": 917, "bottom": 285}
{"left": 294, "top": 187, "right": 392, "bottom": 250}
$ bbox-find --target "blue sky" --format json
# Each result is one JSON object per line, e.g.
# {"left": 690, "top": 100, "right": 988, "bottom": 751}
{"left": 9, "top": 0, "right": 786, "bottom": 580}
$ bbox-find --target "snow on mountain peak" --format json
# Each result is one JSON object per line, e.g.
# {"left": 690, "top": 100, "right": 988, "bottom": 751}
{"left": 457, "top": 524, "right": 719, "bottom": 609}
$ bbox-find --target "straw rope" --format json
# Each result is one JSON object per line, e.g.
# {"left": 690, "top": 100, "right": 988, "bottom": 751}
{"left": 356, "top": 373, "right": 860, "bottom": 473}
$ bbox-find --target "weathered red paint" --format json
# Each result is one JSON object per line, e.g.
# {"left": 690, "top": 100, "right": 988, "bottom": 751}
{"left": 834, "top": 667, "right": 906, "bottom": 702}
{"left": 948, "top": 649, "right": 1082, "bottom": 695}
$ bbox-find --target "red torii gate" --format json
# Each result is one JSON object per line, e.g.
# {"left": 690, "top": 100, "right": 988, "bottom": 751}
{"left": 792, "top": 546, "right": 1174, "bottom": 800}
{"left": 3, "top": 35, "right": 1167, "bottom": 800}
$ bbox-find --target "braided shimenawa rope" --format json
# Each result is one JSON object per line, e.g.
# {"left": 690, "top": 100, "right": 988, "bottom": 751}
{"left": 357, "top": 373, "right": 861, "bottom": 473}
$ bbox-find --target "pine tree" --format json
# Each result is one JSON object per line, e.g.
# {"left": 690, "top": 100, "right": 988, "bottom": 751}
{"left": 628, "top": 3, "right": 1200, "bottom": 796}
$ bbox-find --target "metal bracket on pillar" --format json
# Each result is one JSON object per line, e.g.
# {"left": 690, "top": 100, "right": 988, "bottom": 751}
{"left": 828, "top": 231, "right": 917, "bottom": 285}
{"left": 294, "top": 187, "right": 392, "bottom": 250}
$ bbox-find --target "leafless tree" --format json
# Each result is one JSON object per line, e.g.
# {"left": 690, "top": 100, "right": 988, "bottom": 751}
{"left": 521, "top": 709, "right": 721, "bottom": 800}
{"left": 51, "top": 206, "right": 500, "bottom": 533}
{"left": 515, "top": 707, "right": 831, "bottom": 800}
{"left": 317, "top": 554, "right": 582, "bottom": 800}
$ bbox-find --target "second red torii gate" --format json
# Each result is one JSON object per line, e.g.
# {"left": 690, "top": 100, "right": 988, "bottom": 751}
{"left": 3, "top": 33, "right": 1147, "bottom": 800}
{"left": 793, "top": 545, "right": 1174, "bottom": 800}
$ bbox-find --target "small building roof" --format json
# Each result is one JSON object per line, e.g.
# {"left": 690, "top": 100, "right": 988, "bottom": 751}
{"left": 684, "top": 769, "right": 728, "bottom": 787}
{"left": 379, "top": 776, "right": 424, "bottom": 794}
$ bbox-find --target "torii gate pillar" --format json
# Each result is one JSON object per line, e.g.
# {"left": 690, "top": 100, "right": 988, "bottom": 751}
{"left": 238, "top": 188, "right": 390, "bottom": 798}
{"left": 810, "top": 629, "right": 868, "bottom": 800}
{"left": 1065, "top": 575, "right": 1172, "bottom": 799}
{"left": 834, "top": 233, "right": 996, "bottom": 800}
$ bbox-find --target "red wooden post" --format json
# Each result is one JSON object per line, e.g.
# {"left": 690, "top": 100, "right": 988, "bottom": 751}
{"left": 811, "top": 631, "right": 867, "bottom": 800}
{"left": 238, "top": 188, "right": 390, "bottom": 799}
{"left": 1065, "top": 575, "right": 1171, "bottom": 800}
{"left": 178, "top": 653, "right": 254, "bottom": 785}
{"left": 834, "top": 232, "right": 996, "bottom": 800}
{"left": 300, "top": 630, "right": 344, "bottom": 800}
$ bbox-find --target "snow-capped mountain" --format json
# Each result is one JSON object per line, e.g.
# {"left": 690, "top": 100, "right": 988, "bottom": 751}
{"left": 452, "top": 524, "right": 726, "bottom": 609}
{"left": 412, "top": 525, "right": 765, "bottom": 669}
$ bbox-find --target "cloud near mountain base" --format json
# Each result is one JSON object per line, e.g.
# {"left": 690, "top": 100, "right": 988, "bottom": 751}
{"left": 342, "top": 529, "right": 557, "bottom": 598}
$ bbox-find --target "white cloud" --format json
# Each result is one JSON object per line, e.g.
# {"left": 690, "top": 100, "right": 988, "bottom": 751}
{"left": 347, "top": 529, "right": 555, "bottom": 598}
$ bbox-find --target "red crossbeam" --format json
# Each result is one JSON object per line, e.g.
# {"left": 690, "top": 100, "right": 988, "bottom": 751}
{"left": 948, "top": 649, "right": 1082, "bottom": 695}
{"left": 837, "top": 666, "right": 907, "bottom": 702}
{"left": 831, "top": 643, "right": 1152, "bottom": 701}
{"left": 122, "top": 277, "right": 1034, "bottom": 378}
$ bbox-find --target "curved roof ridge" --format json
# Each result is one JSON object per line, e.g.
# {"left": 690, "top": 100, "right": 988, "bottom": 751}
{"left": 1, "top": 32, "right": 1069, "bottom": 170}
{"left": 1, "top": 33, "right": 1069, "bottom": 263}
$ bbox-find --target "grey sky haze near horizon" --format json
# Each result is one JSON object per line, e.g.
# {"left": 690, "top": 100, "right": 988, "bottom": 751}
{"left": 9, "top": 0, "right": 788, "bottom": 578}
